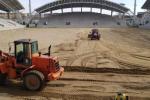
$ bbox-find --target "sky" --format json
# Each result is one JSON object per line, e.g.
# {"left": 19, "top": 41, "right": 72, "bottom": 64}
{"left": 19, "top": 0, "right": 147, "bottom": 14}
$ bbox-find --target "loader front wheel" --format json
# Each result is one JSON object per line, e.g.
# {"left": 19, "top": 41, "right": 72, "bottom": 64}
{"left": 0, "top": 72, "right": 7, "bottom": 86}
{"left": 23, "top": 70, "right": 45, "bottom": 91}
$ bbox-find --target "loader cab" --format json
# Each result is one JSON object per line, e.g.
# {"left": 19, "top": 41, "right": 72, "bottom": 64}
{"left": 14, "top": 39, "right": 38, "bottom": 66}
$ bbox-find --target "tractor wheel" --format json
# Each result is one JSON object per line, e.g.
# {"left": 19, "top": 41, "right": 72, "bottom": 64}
{"left": 0, "top": 72, "right": 7, "bottom": 86}
{"left": 23, "top": 70, "right": 45, "bottom": 91}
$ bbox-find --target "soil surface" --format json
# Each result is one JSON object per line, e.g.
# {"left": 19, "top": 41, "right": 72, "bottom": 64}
{"left": 0, "top": 28, "right": 150, "bottom": 100}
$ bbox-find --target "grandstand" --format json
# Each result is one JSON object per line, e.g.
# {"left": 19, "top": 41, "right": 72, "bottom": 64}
{"left": 0, "top": 0, "right": 24, "bottom": 30}
{"left": 38, "top": 12, "right": 121, "bottom": 28}
{"left": 35, "top": 0, "right": 129, "bottom": 28}
{"left": 139, "top": 0, "right": 150, "bottom": 29}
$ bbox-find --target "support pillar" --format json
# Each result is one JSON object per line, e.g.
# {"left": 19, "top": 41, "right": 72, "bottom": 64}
{"left": 61, "top": 9, "right": 63, "bottom": 14}
{"left": 39, "top": 13, "right": 42, "bottom": 19}
{"left": 123, "top": 13, "right": 125, "bottom": 19}
{"left": 15, "top": 11, "right": 17, "bottom": 19}
{"left": 81, "top": 7, "right": 83, "bottom": 13}
{"left": 90, "top": 8, "right": 92, "bottom": 12}
{"left": 71, "top": 7, "right": 73, "bottom": 13}
{"left": 100, "top": 9, "right": 102, "bottom": 14}
{"left": 50, "top": 10, "right": 52, "bottom": 15}
{"left": 7, "top": 12, "right": 10, "bottom": 19}
{"left": 111, "top": 11, "right": 113, "bottom": 16}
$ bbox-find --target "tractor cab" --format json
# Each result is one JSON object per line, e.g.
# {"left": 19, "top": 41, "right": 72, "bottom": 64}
{"left": 14, "top": 39, "right": 38, "bottom": 66}
{"left": 88, "top": 29, "right": 101, "bottom": 40}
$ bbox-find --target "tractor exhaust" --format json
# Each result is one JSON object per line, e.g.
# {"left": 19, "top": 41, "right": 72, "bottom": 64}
{"left": 48, "top": 45, "right": 51, "bottom": 56}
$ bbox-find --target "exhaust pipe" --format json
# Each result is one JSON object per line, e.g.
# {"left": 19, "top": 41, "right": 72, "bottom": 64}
{"left": 48, "top": 45, "right": 51, "bottom": 56}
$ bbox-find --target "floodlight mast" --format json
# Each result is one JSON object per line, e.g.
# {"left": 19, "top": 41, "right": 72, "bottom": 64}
{"left": 29, "top": 0, "right": 32, "bottom": 16}
{"left": 134, "top": 0, "right": 137, "bottom": 16}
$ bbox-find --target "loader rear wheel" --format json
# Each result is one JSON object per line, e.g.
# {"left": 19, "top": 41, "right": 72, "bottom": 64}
{"left": 23, "top": 70, "right": 45, "bottom": 91}
{"left": 0, "top": 72, "right": 7, "bottom": 86}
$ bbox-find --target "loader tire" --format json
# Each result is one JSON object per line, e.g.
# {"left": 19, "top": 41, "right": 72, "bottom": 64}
{"left": 0, "top": 73, "right": 7, "bottom": 86}
{"left": 23, "top": 70, "right": 45, "bottom": 91}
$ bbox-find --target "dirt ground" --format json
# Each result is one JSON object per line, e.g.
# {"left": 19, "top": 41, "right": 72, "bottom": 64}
{"left": 0, "top": 28, "right": 150, "bottom": 100}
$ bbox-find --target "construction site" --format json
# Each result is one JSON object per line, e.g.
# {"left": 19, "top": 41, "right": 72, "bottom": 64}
{"left": 0, "top": 0, "right": 150, "bottom": 100}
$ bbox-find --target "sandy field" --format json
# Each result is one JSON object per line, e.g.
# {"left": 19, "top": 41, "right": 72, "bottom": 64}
{"left": 0, "top": 28, "right": 150, "bottom": 100}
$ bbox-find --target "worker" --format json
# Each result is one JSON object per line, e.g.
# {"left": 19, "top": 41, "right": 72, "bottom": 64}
{"left": 115, "top": 92, "right": 128, "bottom": 100}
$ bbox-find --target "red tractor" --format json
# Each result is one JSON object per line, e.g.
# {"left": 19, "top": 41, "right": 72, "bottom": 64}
{"left": 88, "top": 29, "right": 101, "bottom": 40}
{"left": 0, "top": 39, "right": 64, "bottom": 91}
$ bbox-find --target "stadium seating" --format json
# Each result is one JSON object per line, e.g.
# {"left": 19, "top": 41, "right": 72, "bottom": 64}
{"left": 0, "top": 18, "right": 24, "bottom": 30}
{"left": 38, "top": 12, "right": 123, "bottom": 28}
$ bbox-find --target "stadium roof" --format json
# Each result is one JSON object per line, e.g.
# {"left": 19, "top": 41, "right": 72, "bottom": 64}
{"left": 142, "top": 0, "right": 150, "bottom": 9}
{"left": 35, "top": 0, "right": 129, "bottom": 13}
{"left": 0, "top": 0, "right": 24, "bottom": 12}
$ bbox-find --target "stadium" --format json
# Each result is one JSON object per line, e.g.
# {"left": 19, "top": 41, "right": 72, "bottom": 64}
{"left": 0, "top": 0, "right": 150, "bottom": 100}
{"left": 34, "top": 0, "right": 129, "bottom": 28}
